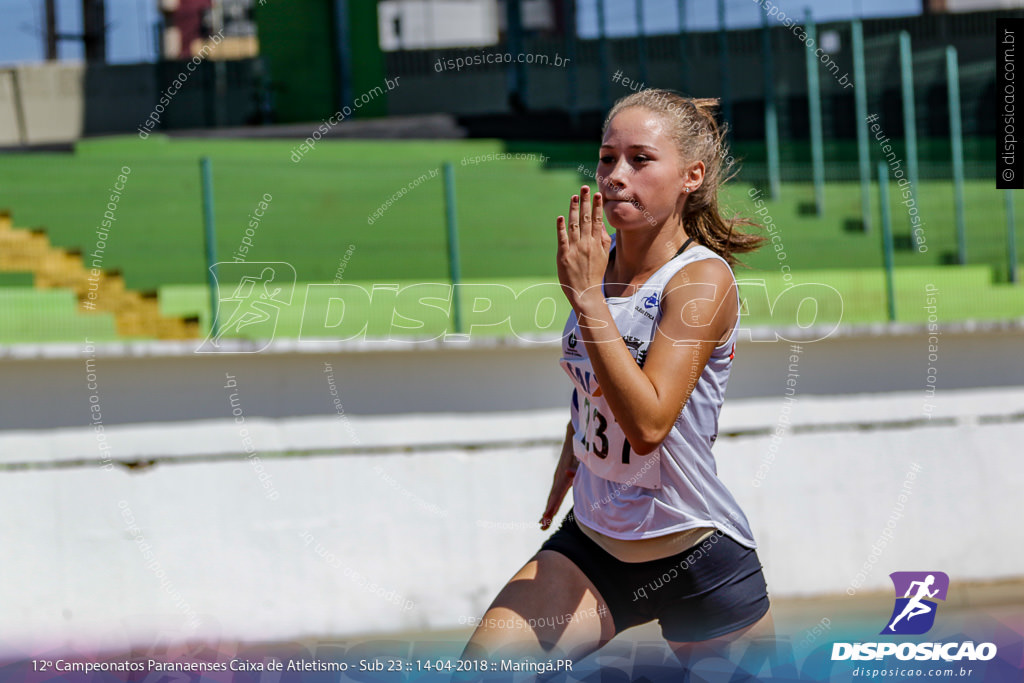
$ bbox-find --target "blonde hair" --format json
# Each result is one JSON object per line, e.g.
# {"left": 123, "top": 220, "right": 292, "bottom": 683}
{"left": 602, "top": 89, "right": 764, "bottom": 267}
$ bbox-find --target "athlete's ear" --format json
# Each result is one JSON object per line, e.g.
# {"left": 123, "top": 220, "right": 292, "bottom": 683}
{"left": 681, "top": 160, "right": 705, "bottom": 195}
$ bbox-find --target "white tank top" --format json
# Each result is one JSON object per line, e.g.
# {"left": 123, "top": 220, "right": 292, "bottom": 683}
{"left": 560, "top": 240, "right": 757, "bottom": 547}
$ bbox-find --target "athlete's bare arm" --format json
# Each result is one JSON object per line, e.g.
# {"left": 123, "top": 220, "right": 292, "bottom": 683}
{"left": 556, "top": 188, "right": 737, "bottom": 456}
{"left": 540, "top": 421, "right": 577, "bottom": 531}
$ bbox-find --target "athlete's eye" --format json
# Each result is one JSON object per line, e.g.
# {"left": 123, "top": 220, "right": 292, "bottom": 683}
{"left": 634, "top": 155, "right": 650, "bottom": 164}
{"left": 599, "top": 155, "right": 614, "bottom": 164}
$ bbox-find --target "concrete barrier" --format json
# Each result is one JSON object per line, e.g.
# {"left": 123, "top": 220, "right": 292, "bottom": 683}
{"left": 0, "top": 70, "right": 24, "bottom": 145}
{"left": 0, "top": 388, "right": 1021, "bottom": 653}
{"left": 14, "top": 62, "right": 85, "bottom": 145}
{"left": 0, "top": 59, "right": 263, "bottom": 147}
{"left": 1, "top": 319, "right": 1022, "bottom": 430}
{"left": 0, "top": 321, "right": 1022, "bottom": 652}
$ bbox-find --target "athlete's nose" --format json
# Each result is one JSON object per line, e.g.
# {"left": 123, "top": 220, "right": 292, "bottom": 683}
{"left": 603, "top": 157, "right": 630, "bottom": 193}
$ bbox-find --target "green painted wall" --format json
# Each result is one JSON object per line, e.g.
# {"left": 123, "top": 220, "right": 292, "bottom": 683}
{"left": 347, "top": 0, "right": 387, "bottom": 118}
{"left": 255, "top": 0, "right": 386, "bottom": 123}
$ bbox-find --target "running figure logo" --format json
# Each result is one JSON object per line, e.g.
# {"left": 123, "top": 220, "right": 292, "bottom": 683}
{"left": 881, "top": 571, "right": 949, "bottom": 635}
{"left": 196, "top": 262, "right": 296, "bottom": 353}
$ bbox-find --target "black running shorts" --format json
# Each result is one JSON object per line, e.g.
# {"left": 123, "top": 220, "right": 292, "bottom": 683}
{"left": 539, "top": 508, "right": 770, "bottom": 642}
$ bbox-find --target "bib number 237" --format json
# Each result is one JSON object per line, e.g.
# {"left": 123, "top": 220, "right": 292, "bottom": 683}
{"left": 580, "top": 395, "right": 634, "bottom": 464}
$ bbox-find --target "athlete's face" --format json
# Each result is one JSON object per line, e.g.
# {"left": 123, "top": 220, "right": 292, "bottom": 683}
{"left": 597, "top": 107, "right": 702, "bottom": 231}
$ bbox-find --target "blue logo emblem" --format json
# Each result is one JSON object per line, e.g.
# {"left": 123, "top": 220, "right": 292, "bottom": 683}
{"left": 881, "top": 571, "right": 949, "bottom": 635}
{"left": 642, "top": 293, "right": 658, "bottom": 309}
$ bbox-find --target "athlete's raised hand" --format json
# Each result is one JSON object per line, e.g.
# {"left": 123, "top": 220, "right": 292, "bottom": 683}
{"left": 557, "top": 185, "right": 612, "bottom": 312}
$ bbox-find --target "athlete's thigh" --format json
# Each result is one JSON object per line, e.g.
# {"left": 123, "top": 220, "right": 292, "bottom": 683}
{"left": 462, "top": 549, "right": 616, "bottom": 661}
{"left": 667, "top": 609, "right": 776, "bottom": 671}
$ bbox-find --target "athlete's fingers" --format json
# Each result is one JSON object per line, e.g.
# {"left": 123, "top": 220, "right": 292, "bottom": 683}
{"left": 579, "top": 186, "right": 592, "bottom": 235}
{"left": 539, "top": 472, "right": 573, "bottom": 529}
{"left": 539, "top": 504, "right": 560, "bottom": 531}
{"left": 592, "top": 192, "right": 605, "bottom": 240}
{"left": 540, "top": 499, "right": 558, "bottom": 530}
{"left": 556, "top": 215, "right": 569, "bottom": 251}
{"left": 540, "top": 496, "right": 558, "bottom": 528}
{"left": 567, "top": 194, "right": 580, "bottom": 241}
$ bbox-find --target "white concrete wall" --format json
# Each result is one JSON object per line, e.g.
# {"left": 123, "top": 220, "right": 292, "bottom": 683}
{"left": 0, "top": 70, "right": 23, "bottom": 146}
{"left": 0, "top": 60, "right": 261, "bottom": 147}
{"left": 1, "top": 383, "right": 1022, "bottom": 655}
{"left": 11, "top": 63, "right": 84, "bottom": 145}
{"left": 2, "top": 321, "right": 1023, "bottom": 653}
{"left": 3, "top": 319, "right": 1024, "bottom": 430}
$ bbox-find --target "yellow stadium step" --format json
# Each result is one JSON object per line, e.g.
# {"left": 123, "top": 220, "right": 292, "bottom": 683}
{"left": 35, "top": 249, "right": 92, "bottom": 293}
{"left": 0, "top": 229, "right": 51, "bottom": 271}
{"left": 0, "top": 211, "right": 200, "bottom": 340}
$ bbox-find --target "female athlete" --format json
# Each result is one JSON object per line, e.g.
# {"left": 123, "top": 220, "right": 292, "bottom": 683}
{"left": 460, "top": 90, "right": 771, "bottom": 670}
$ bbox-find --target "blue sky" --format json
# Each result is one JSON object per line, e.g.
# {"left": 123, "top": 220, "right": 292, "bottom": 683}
{"left": 0, "top": 0, "right": 158, "bottom": 65}
{"left": 0, "top": 0, "right": 923, "bottom": 66}
{"left": 576, "top": 0, "right": 923, "bottom": 38}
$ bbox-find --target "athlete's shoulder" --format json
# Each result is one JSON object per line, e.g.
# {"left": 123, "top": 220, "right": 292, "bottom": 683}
{"left": 659, "top": 250, "right": 737, "bottom": 344}
{"left": 663, "top": 250, "right": 735, "bottom": 301}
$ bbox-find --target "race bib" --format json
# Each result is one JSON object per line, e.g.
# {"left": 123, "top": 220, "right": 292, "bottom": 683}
{"left": 560, "top": 357, "right": 661, "bottom": 490}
